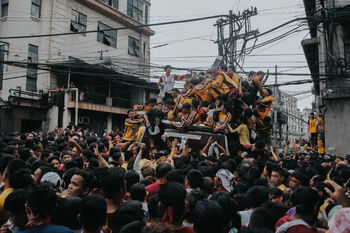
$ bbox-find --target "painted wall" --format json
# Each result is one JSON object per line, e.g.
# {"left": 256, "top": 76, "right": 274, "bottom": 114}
{"left": 324, "top": 98, "right": 350, "bottom": 156}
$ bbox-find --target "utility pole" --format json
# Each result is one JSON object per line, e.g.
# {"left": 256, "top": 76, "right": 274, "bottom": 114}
{"left": 214, "top": 7, "right": 259, "bottom": 73}
{"left": 273, "top": 65, "right": 278, "bottom": 146}
{"left": 286, "top": 108, "right": 289, "bottom": 143}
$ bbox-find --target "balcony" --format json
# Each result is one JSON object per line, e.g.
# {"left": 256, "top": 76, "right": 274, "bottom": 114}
{"left": 76, "top": 0, "right": 154, "bottom": 36}
{"left": 66, "top": 90, "right": 131, "bottom": 115}
{"left": 7, "top": 88, "right": 48, "bottom": 108}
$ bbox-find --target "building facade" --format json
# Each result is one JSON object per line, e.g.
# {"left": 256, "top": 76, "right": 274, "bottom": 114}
{"left": 279, "top": 91, "right": 307, "bottom": 144}
{"left": 301, "top": 108, "right": 313, "bottom": 139}
{"left": 302, "top": 0, "right": 350, "bottom": 155}
{"left": 0, "top": 0, "right": 156, "bottom": 133}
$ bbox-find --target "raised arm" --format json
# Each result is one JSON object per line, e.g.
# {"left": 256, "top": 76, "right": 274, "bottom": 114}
{"left": 262, "top": 69, "right": 269, "bottom": 84}
{"left": 270, "top": 146, "right": 280, "bottom": 162}
{"left": 143, "top": 113, "right": 151, "bottom": 127}
{"left": 68, "top": 139, "right": 82, "bottom": 154}
{"left": 200, "top": 136, "right": 213, "bottom": 155}
{"left": 94, "top": 145, "right": 109, "bottom": 167}
{"left": 134, "top": 143, "right": 146, "bottom": 177}
{"left": 214, "top": 141, "right": 230, "bottom": 156}
{"left": 228, "top": 124, "right": 237, "bottom": 134}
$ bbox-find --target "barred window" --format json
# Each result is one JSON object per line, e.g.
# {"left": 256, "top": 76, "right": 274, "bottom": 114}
{"left": 145, "top": 5, "right": 148, "bottom": 25}
{"left": 27, "top": 45, "right": 38, "bottom": 91}
{"left": 97, "top": 22, "right": 117, "bottom": 48}
{"left": 71, "top": 10, "right": 87, "bottom": 34}
{"left": 0, "top": 43, "right": 8, "bottom": 90}
{"left": 128, "top": 36, "right": 140, "bottom": 57}
{"left": 31, "top": 0, "right": 41, "bottom": 18}
{"left": 127, "top": 0, "right": 143, "bottom": 22}
{"left": 99, "top": 0, "right": 118, "bottom": 9}
{"left": 345, "top": 37, "right": 350, "bottom": 70}
{"left": 1, "top": 0, "right": 8, "bottom": 18}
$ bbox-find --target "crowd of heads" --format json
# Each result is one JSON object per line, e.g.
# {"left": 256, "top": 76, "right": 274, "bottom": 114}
{"left": 0, "top": 66, "right": 348, "bottom": 233}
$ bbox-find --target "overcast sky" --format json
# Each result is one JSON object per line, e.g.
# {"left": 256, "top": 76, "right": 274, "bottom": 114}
{"left": 149, "top": 0, "right": 313, "bottom": 110}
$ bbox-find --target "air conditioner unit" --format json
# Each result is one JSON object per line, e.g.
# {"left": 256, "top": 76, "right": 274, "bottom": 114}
{"left": 78, "top": 117, "right": 90, "bottom": 124}
{"left": 83, "top": 117, "right": 90, "bottom": 124}
{"left": 78, "top": 117, "right": 84, "bottom": 124}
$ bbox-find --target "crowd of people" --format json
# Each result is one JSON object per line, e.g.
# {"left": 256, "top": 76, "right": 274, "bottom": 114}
{"left": 0, "top": 65, "right": 349, "bottom": 233}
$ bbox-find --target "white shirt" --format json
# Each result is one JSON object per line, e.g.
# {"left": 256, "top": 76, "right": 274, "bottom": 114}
{"left": 161, "top": 73, "right": 176, "bottom": 94}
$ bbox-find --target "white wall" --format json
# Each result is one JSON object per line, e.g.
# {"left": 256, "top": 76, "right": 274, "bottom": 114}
{"left": 0, "top": 0, "right": 152, "bottom": 101}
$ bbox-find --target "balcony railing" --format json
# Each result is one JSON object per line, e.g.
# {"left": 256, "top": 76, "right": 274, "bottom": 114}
{"left": 8, "top": 88, "right": 48, "bottom": 107}
{"left": 70, "top": 90, "right": 132, "bottom": 109}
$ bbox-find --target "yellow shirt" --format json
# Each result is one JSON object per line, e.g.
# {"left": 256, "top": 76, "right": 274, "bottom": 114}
{"left": 318, "top": 138, "right": 325, "bottom": 154}
{"left": 122, "top": 162, "right": 128, "bottom": 170}
{"left": 139, "top": 159, "right": 154, "bottom": 168}
{"left": 236, "top": 124, "right": 250, "bottom": 145}
{"left": 257, "top": 96, "right": 275, "bottom": 118}
{"left": 215, "top": 111, "right": 232, "bottom": 130}
{"left": 173, "top": 111, "right": 199, "bottom": 130}
{"left": 0, "top": 188, "right": 14, "bottom": 211}
{"left": 277, "top": 184, "right": 287, "bottom": 191}
{"left": 193, "top": 81, "right": 214, "bottom": 103}
{"left": 123, "top": 118, "right": 143, "bottom": 141}
{"left": 308, "top": 118, "right": 317, "bottom": 133}
{"left": 318, "top": 199, "right": 328, "bottom": 219}
{"left": 317, "top": 117, "right": 325, "bottom": 131}
{"left": 211, "top": 72, "right": 237, "bottom": 96}
{"left": 246, "top": 116, "right": 256, "bottom": 131}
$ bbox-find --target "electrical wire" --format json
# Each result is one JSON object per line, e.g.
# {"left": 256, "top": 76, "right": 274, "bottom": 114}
{"left": 0, "top": 14, "right": 230, "bottom": 40}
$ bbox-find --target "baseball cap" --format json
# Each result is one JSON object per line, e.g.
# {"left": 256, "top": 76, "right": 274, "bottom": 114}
{"left": 41, "top": 172, "right": 63, "bottom": 189}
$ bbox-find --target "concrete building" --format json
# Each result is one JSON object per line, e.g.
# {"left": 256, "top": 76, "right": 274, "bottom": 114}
{"left": 302, "top": 0, "right": 350, "bottom": 155}
{"left": 0, "top": 0, "right": 157, "bottom": 133}
{"left": 279, "top": 91, "right": 307, "bottom": 143}
{"left": 301, "top": 108, "right": 313, "bottom": 138}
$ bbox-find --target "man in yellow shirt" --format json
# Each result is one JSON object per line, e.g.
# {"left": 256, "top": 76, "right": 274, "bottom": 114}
{"left": 122, "top": 110, "right": 144, "bottom": 142}
{"left": 317, "top": 135, "right": 325, "bottom": 155}
{"left": 271, "top": 168, "right": 287, "bottom": 191}
{"left": 228, "top": 116, "right": 250, "bottom": 145}
{"left": 0, "top": 159, "right": 33, "bottom": 223}
{"left": 208, "top": 67, "right": 238, "bottom": 99}
{"left": 308, "top": 112, "right": 317, "bottom": 147}
{"left": 257, "top": 89, "right": 274, "bottom": 118}
{"left": 183, "top": 78, "right": 214, "bottom": 104}
{"left": 317, "top": 111, "right": 325, "bottom": 143}
{"left": 213, "top": 102, "right": 232, "bottom": 133}
{"left": 172, "top": 103, "right": 199, "bottom": 130}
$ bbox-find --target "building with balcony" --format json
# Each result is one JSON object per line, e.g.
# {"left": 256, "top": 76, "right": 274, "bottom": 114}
{"left": 0, "top": 0, "right": 157, "bottom": 133}
{"left": 302, "top": 0, "right": 350, "bottom": 155}
{"left": 301, "top": 108, "right": 313, "bottom": 139}
{"left": 279, "top": 91, "right": 307, "bottom": 143}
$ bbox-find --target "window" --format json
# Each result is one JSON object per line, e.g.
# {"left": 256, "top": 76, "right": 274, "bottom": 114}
{"left": 97, "top": 22, "right": 117, "bottom": 48}
{"left": 0, "top": 42, "right": 8, "bottom": 90}
{"left": 99, "top": 0, "right": 118, "bottom": 9}
{"left": 127, "top": 0, "right": 143, "bottom": 22}
{"left": 26, "top": 45, "right": 38, "bottom": 91}
{"left": 143, "top": 41, "right": 146, "bottom": 57}
{"left": 145, "top": 5, "right": 148, "bottom": 25}
{"left": 345, "top": 37, "right": 350, "bottom": 70}
{"left": 71, "top": 10, "right": 87, "bottom": 34}
{"left": 31, "top": 0, "right": 41, "bottom": 18}
{"left": 128, "top": 36, "right": 140, "bottom": 57}
{"left": 1, "top": 0, "right": 8, "bottom": 18}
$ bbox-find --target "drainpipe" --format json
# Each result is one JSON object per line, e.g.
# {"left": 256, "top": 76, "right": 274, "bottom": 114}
{"left": 48, "top": 0, "right": 57, "bottom": 88}
{"left": 69, "top": 88, "right": 79, "bottom": 126}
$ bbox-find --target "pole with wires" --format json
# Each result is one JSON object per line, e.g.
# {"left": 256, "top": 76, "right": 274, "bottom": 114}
{"left": 273, "top": 65, "right": 278, "bottom": 146}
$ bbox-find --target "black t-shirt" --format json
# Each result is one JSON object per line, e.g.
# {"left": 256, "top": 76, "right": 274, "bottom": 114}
{"left": 146, "top": 109, "right": 162, "bottom": 127}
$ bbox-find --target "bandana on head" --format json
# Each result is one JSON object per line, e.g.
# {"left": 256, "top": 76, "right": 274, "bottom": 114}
{"left": 216, "top": 169, "right": 234, "bottom": 192}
